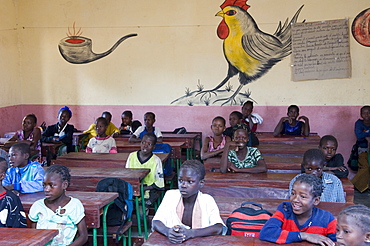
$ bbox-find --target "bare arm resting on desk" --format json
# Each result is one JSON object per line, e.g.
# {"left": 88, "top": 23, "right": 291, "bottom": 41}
{"left": 152, "top": 220, "right": 223, "bottom": 244}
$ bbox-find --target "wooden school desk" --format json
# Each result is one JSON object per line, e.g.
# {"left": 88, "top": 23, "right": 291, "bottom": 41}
{"left": 204, "top": 156, "right": 302, "bottom": 172}
{"left": 21, "top": 191, "right": 118, "bottom": 246}
{"left": 53, "top": 152, "right": 169, "bottom": 168}
{"left": 143, "top": 231, "right": 317, "bottom": 246}
{"left": 213, "top": 197, "right": 353, "bottom": 222}
{"left": 115, "top": 133, "right": 200, "bottom": 159}
{"left": 64, "top": 166, "right": 150, "bottom": 239}
{"left": 202, "top": 172, "right": 354, "bottom": 202}
{"left": 258, "top": 143, "right": 318, "bottom": 157}
{"left": 114, "top": 140, "right": 184, "bottom": 158}
{"left": 0, "top": 228, "right": 58, "bottom": 246}
{"left": 257, "top": 132, "right": 320, "bottom": 145}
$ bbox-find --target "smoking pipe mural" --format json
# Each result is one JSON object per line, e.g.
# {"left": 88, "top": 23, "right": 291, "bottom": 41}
{"left": 59, "top": 23, "right": 137, "bottom": 64}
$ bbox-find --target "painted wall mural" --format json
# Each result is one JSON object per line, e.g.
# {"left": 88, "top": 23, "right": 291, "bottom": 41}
{"left": 58, "top": 23, "right": 137, "bottom": 64}
{"left": 172, "top": 0, "right": 304, "bottom": 106}
{"left": 352, "top": 8, "right": 370, "bottom": 47}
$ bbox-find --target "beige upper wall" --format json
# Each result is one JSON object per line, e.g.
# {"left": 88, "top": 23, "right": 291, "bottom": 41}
{"left": 6, "top": 0, "right": 370, "bottom": 106}
{"left": 0, "top": 0, "right": 21, "bottom": 107}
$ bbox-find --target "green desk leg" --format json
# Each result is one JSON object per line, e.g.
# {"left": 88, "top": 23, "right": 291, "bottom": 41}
{"left": 140, "top": 184, "right": 149, "bottom": 239}
{"left": 186, "top": 149, "right": 191, "bottom": 160}
{"left": 93, "top": 228, "right": 97, "bottom": 246}
{"left": 135, "top": 196, "right": 142, "bottom": 236}
{"left": 176, "top": 159, "right": 182, "bottom": 174}
{"left": 102, "top": 200, "right": 115, "bottom": 246}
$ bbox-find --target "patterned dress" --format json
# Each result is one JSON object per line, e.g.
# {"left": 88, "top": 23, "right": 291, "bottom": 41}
{"left": 227, "top": 147, "right": 263, "bottom": 169}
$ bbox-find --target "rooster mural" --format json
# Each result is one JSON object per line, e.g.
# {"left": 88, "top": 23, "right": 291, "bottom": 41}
{"left": 172, "top": 0, "right": 304, "bottom": 106}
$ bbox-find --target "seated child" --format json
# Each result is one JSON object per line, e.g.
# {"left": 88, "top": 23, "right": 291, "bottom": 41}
{"left": 152, "top": 160, "right": 226, "bottom": 243}
{"left": 201, "top": 116, "right": 231, "bottom": 160}
{"left": 273, "top": 105, "right": 310, "bottom": 137}
{"left": 336, "top": 204, "right": 370, "bottom": 246}
{"left": 130, "top": 112, "right": 163, "bottom": 143}
{"left": 260, "top": 174, "right": 336, "bottom": 245}
{"left": 5, "top": 114, "right": 41, "bottom": 159}
{"left": 241, "top": 100, "right": 263, "bottom": 132}
{"left": 351, "top": 105, "right": 370, "bottom": 193}
{"left": 220, "top": 125, "right": 266, "bottom": 173}
{"left": 290, "top": 149, "right": 345, "bottom": 203}
{"left": 223, "top": 111, "right": 243, "bottom": 138}
{"left": 119, "top": 110, "right": 142, "bottom": 134}
{"left": 126, "top": 133, "right": 164, "bottom": 205}
{"left": 29, "top": 165, "right": 88, "bottom": 245}
{"left": 319, "top": 135, "right": 348, "bottom": 178}
{"left": 86, "top": 117, "right": 117, "bottom": 153}
{"left": 42, "top": 106, "right": 75, "bottom": 153}
{"left": 84, "top": 111, "right": 120, "bottom": 143}
{"left": 2, "top": 143, "right": 44, "bottom": 193}
{"left": 0, "top": 159, "right": 27, "bottom": 228}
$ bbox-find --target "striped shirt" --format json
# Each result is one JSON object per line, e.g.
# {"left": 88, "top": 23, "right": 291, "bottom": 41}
{"left": 260, "top": 202, "right": 336, "bottom": 244}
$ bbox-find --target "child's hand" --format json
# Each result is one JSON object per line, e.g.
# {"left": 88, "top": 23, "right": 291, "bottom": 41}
{"left": 300, "top": 232, "right": 335, "bottom": 246}
{"left": 226, "top": 141, "right": 239, "bottom": 150}
{"left": 168, "top": 225, "right": 187, "bottom": 244}
{"left": 298, "top": 116, "right": 308, "bottom": 122}
{"left": 336, "top": 166, "right": 347, "bottom": 172}
{"left": 282, "top": 117, "right": 292, "bottom": 124}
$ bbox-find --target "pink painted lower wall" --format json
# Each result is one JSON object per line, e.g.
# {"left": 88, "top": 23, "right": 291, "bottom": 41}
{"left": 0, "top": 104, "right": 361, "bottom": 161}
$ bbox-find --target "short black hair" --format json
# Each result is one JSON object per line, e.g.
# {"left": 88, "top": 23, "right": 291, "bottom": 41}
{"left": 302, "top": 149, "right": 325, "bottom": 167}
{"left": 122, "top": 110, "right": 133, "bottom": 118}
{"left": 361, "top": 105, "right": 370, "bottom": 114}
{"left": 230, "top": 111, "right": 243, "bottom": 120}
{"left": 319, "top": 135, "right": 338, "bottom": 147}
{"left": 212, "top": 116, "right": 226, "bottom": 126}
{"left": 294, "top": 173, "right": 323, "bottom": 198}
{"left": 242, "top": 100, "right": 254, "bottom": 108}
{"left": 288, "top": 105, "right": 299, "bottom": 113}
{"left": 142, "top": 132, "right": 157, "bottom": 145}
{"left": 181, "top": 159, "right": 205, "bottom": 180}
{"left": 232, "top": 123, "right": 250, "bottom": 134}
{"left": 46, "top": 165, "right": 71, "bottom": 187}
{"left": 145, "top": 112, "right": 155, "bottom": 120}
{"left": 96, "top": 117, "right": 108, "bottom": 126}
{"left": 25, "top": 114, "right": 37, "bottom": 124}
{"left": 10, "top": 143, "right": 30, "bottom": 156}
{"left": 102, "top": 111, "right": 112, "bottom": 118}
{"left": 339, "top": 204, "right": 370, "bottom": 233}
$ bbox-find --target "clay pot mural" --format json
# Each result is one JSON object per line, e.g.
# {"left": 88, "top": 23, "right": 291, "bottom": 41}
{"left": 352, "top": 8, "right": 370, "bottom": 47}
{"left": 59, "top": 33, "right": 137, "bottom": 64}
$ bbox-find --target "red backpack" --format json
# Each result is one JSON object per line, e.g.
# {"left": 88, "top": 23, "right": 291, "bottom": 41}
{"left": 226, "top": 202, "right": 272, "bottom": 237}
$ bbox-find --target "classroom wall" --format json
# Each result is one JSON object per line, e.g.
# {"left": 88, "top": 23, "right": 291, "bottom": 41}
{"left": 1, "top": 0, "right": 369, "bottom": 161}
{"left": 0, "top": 0, "right": 21, "bottom": 108}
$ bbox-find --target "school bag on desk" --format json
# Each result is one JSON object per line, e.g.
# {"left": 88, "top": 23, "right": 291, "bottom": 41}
{"left": 226, "top": 202, "right": 272, "bottom": 237}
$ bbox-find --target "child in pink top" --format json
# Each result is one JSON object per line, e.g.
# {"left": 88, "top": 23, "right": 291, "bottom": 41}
{"left": 201, "top": 116, "right": 231, "bottom": 160}
{"left": 5, "top": 114, "right": 41, "bottom": 159}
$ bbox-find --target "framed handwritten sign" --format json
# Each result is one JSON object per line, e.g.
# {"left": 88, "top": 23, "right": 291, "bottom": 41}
{"left": 291, "top": 19, "right": 351, "bottom": 81}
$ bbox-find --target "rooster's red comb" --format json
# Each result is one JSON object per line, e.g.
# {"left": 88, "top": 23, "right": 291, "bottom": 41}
{"left": 220, "top": 0, "right": 250, "bottom": 11}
